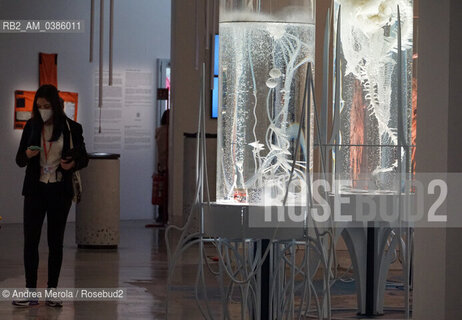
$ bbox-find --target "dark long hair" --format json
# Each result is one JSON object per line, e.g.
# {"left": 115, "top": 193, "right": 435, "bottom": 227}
{"left": 31, "top": 84, "right": 66, "bottom": 142}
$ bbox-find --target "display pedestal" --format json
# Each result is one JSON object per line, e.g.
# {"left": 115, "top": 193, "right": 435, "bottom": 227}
{"left": 76, "top": 153, "right": 120, "bottom": 249}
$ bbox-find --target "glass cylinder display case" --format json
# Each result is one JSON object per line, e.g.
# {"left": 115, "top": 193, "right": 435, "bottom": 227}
{"left": 332, "top": 0, "right": 414, "bottom": 193}
{"left": 216, "top": 0, "right": 316, "bottom": 205}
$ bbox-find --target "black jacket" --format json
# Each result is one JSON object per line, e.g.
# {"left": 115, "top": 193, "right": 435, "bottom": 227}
{"left": 16, "top": 117, "right": 89, "bottom": 197}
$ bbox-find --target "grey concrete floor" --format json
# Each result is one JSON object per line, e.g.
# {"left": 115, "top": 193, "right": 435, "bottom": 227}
{"left": 0, "top": 221, "right": 209, "bottom": 320}
{"left": 0, "top": 221, "right": 409, "bottom": 320}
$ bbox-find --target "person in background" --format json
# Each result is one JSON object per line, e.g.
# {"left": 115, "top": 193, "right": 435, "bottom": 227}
{"left": 155, "top": 109, "right": 169, "bottom": 224}
{"left": 14, "top": 84, "right": 89, "bottom": 307}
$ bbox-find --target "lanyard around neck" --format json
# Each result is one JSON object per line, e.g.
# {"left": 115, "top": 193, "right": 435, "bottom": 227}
{"left": 42, "top": 128, "right": 53, "bottom": 162}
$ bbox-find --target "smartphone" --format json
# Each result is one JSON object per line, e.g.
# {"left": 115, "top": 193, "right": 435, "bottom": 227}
{"left": 28, "top": 146, "right": 42, "bottom": 151}
{"left": 61, "top": 157, "right": 73, "bottom": 164}
{"left": 62, "top": 148, "right": 77, "bottom": 161}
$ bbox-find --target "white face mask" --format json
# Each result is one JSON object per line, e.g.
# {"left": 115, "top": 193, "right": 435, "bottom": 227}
{"left": 39, "top": 109, "right": 53, "bottom": 122}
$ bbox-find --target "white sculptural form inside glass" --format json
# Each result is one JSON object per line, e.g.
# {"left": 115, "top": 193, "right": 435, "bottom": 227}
{"left": 333, "top": 0, "right": 414, "bottom": 193}
{"left": 217, "top": 0, "right": 316, "bottom": 205}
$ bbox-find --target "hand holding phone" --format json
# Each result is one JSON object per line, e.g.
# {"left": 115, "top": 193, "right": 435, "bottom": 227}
{"left": 60, "top": 156, "right": 75, "bottom": 170}
{"left": 26, "top": 146, "right": 41, "bottom": 159}
{"left": 61, "top": 156, "right": 73, "bottom": 164}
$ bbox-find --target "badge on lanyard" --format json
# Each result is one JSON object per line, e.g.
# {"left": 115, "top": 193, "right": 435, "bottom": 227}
{"left": 43, "top": 166, "right": 53, "bottom": 174}
{"left": 42, "top": 128, "right": 54, "bottom": 175}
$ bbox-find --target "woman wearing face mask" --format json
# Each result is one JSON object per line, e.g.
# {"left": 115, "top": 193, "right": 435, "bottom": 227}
{"left": 14, "top": 84, "right": 89, "bottom": 307}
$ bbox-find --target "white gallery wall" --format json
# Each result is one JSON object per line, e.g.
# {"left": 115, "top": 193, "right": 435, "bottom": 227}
{"left": 0, "top": 0, "right": 171, "bottom": 223}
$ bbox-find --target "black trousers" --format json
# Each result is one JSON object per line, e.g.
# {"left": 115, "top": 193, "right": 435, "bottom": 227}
{"left": 23, "top": 182, "right": 72, "bottom": 289}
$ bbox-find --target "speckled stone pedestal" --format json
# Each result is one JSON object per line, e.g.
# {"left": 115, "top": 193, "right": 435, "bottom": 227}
{"left": 76, "top": 153, "right": 120, "bottom": 248}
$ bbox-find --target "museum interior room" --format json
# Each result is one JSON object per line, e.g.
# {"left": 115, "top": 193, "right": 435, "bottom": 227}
{"left": 0, "top": 0, "right": 461, "bottom": 319}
